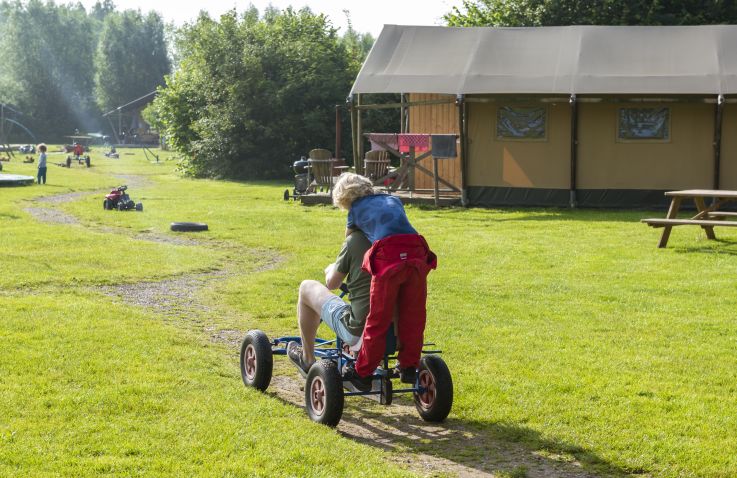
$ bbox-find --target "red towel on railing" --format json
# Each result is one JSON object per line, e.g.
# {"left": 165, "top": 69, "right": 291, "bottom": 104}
{"left": 398, "top": 134, "right": 430, "bottom": 153}
{"left": 368, "top": 133, "right": 398, "bottom": 151}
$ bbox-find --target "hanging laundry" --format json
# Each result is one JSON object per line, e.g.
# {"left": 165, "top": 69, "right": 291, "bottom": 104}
{"left": 398, "top": 134, "right": 430, "bottom": 153}
{"left": 430, "top": 134, "right": 457, "bottom": 158}
{"left": 368, "top": 133, "right": 398, "bottom": 151}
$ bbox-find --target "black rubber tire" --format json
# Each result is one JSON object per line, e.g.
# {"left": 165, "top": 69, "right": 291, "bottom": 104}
{"left": 135, "top": 203, "right": 143, "bottom": 212}
{"left": 66, "top": 157, "right": 71, "bottom": 168}
{"left": 413, "top": 355, "right": 453, "bottom": 422}
{"left": 170, "top": 222, "right": 208, "bottom": 232}
{"left": 117, "top": 202, "right": 124, "bottom": 211}
{"left": 103, "top": 199, "right": 109, "bottom": 210}
{"left": 305, "top": 360, "right": 344, "bottom": 427}
{"left": 85, "top": 157, "right": 91, "bottom": 168}
{"left": 283, "top": 189, "right": 290, "bottom": 201}
{"left": 239, "top": 330, "right": 273, "bottom": 392}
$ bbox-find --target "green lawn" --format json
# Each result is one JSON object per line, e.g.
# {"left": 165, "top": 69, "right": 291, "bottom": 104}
{"left": 2, "top": 149, "right": 737, "bottom": 476}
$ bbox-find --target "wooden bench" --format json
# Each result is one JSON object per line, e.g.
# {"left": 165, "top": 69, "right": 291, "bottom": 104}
{"left": 641, "top": 218, "right": 737, "bottom": 228}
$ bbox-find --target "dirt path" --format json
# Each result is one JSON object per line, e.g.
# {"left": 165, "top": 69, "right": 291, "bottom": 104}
{"left": 22, "top": 188, "right": 609, "bottom": 478}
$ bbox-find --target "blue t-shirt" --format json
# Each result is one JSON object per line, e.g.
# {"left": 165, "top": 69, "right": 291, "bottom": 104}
{"left": 347, "top": 194, "right": 417, "bottom": 243}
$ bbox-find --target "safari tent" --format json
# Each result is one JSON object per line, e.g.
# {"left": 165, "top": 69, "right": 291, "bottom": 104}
{"left": 349, "top": 25, "right": 737, "bottom": 208}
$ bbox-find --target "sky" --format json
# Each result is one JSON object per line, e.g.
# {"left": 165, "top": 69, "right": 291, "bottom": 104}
{"left": 79, "top": 0, "right": 460, "bottom": 37}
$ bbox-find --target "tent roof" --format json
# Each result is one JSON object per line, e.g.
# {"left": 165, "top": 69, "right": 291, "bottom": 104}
{"left": 350, "top": 25, "right": 737, "bottom": 95}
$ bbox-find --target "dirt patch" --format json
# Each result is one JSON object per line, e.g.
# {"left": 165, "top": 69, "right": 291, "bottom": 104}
{"left": 23, "top": 206, "right": 80, "bottom": 225}
{"left": 34, "top": 191, "right": 90, "bottom": 204}
{"left": 267, "top": 373, "right": 600, "bottom": 478}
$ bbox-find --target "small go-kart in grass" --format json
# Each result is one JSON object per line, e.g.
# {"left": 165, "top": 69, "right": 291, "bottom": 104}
{"left": 103, "top": 185, "right": 143, "bottom": 212}
{"left": 240, "top": 288, "right": 453, "bottom": 427}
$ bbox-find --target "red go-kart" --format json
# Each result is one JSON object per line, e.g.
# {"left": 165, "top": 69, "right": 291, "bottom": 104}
{"left": 103, "top": 185, "right": 143, "bottom": 211}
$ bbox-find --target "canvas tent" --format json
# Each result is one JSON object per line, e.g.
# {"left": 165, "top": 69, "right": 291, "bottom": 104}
{"left": 350, "top": 25, "right": 737, "bottom": 207}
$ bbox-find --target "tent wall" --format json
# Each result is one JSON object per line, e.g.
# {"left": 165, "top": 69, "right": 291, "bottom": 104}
{"left": 407, "top": 94, "right": 462, "bottom": 190}
{"left": 466, "top": 99, "right": 571, "bottom": 189}
{"left": 578, "top": 102, "right": 713, "bottom": 190}
{"left": 720, "top": 104, "right": 737, "bottom": 189}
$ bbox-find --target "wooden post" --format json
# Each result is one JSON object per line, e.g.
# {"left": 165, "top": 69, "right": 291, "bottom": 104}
{"left": 409, "top": 145, "right": 416, "bottom": 193}
{"left": 356, "top": 94, "right": 364, "bottom": 175}
{"left": 569, "top": 94, "right": 579, "bottom": 208}
{"left": 714, "top": 94, "right": 724, "bottom": 190}
{"left": 433, "top": 156, "right": 440, "bottom": 206}
{"left": 335, "top": 105, "right": 342, "bottom": 161}
{"left": 349, "top": 96, "right": 358, "bottom": 170}
{"left": 400, "top": 93, "right": 406, "bottom": 133}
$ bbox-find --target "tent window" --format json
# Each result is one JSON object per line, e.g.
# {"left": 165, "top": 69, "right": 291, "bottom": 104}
{"left": 496, "top": 106, "right": 547, "bottom": 141}
{"left": 617, "top": 107, "right": 670, "bottom": 142}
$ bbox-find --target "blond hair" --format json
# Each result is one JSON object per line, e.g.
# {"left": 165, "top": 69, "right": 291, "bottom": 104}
{"left": 332, "top": 173, "right": 375, "bottom": 210}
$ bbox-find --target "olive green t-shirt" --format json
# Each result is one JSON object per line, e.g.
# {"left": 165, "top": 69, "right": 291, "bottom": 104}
{"left": 334, "top": 231, "right": 372, "bottom": 337}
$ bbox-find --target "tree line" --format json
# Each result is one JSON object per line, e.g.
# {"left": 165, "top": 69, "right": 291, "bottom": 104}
{"left": 147, "top": 6, "right": 383, "bottom": 179}
{"left": 0, "top": 0, "right": 169, "bottom": 141}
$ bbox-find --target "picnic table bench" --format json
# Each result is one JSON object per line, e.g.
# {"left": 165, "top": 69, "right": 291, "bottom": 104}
{"left": 641, "top": 189, "right": 737, "bottom": 247}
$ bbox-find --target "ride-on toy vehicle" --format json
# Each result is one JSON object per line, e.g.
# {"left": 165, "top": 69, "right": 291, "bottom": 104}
{"left": 240, "top": 287, "right": 453, "bottom": 427}
{"left": 104, "top": 185, "right": 143, "bottom": 211}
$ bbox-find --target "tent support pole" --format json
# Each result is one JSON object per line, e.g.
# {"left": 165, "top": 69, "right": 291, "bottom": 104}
{"left": 349, "top": 95, "right": 358, "bottom": 170}
{"left": 400, "top": 94, "right": 406, "bottom": 133}
{"left": 356, "top": 94, "right": 364, "bottom": 175}
{"left": 569, "top": 94, "right": 578, "bottom": 208}
{"left": 457, "top": 94, "right": 469, "bottom": 206}
{"left": 713, "top": 94, "right": 724, "bottom": 190}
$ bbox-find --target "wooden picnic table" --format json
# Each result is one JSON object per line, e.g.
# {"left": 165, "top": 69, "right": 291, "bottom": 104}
{"left": 641, "top": 189, "right": 737, "bottom": 247}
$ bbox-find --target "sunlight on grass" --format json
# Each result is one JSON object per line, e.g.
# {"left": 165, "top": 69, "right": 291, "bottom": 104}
{"left": 3, "top": 148, "right": 737, "bottom": 476}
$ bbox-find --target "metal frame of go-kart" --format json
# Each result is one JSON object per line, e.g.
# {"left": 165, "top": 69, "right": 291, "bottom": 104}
{"left": 239, "top": 304, "right": 453, "bottom": 427}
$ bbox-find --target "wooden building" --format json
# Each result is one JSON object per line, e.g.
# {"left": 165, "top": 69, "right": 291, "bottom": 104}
{"left": 350, "top": 25, "right": 737, "bottom": 207}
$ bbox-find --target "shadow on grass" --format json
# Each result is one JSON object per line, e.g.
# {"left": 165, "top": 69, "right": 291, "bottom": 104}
{"left": 267, "top": 377, "right": 632, "bottom": 478}
{"left": 672, "top": 237, "right": 737, "bottom": 255}
{"left": 335, "top": 399, "right": 635, "bottom": 478}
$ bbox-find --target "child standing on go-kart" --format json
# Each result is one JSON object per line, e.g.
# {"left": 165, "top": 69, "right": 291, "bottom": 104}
{"left": 332, "top": 173, "right": 437, "bottom": 387}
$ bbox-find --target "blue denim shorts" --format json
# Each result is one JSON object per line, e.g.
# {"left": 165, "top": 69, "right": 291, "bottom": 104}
{"left": 320, "top": 296, "right": 361, "bottom": 346}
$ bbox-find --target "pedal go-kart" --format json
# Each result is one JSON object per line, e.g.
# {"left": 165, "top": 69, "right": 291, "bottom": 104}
{"left": 103, "top": 185, "right": 143, "bottom": 211}
{"left": 239, "top": 289, "right": 453, "bottom": 427}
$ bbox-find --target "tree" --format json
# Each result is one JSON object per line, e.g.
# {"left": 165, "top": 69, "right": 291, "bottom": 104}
{"left": 94, "top": 10, "right": 170, "bottom": 114}
{"left": 444, "top": 0, "right": 737, "bottom": 26}
{"left": 151, "top": 7, "right": 358, "bottom": 179}
{"left": 0, "top": 0, "right": 99, "bottom": 139}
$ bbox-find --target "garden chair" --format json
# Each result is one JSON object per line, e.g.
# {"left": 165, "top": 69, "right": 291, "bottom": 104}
{"left": 307, "top": 149, "right": 336, "bottom": 193}
{"left": 364, "top": 150, "right": 391, "bottom": 184}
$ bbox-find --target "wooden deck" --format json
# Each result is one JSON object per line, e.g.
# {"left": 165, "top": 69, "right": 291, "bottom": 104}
{"left": 299, "top": 190, "right": 461, "bottom": 207}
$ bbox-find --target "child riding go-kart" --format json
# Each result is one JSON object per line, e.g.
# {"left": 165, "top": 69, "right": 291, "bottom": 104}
{"left": 239, "top": 286, "right": 453, "bottom": 427}
{"left": 103, "top": 185, "right": 143, "bottom": 211}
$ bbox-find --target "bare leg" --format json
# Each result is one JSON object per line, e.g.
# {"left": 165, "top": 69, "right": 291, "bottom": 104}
{"left": 297, "top": 280, "right": 335, "bottom": 365}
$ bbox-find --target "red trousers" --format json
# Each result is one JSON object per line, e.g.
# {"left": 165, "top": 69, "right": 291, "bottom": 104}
{"left": 355, "top": 234, "right": 437, "bottom": 377}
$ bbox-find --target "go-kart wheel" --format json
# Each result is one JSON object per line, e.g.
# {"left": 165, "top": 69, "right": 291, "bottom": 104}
{"left": 413, "top": 355, "right": 453, "bottom": 422}
{"left": 135, "top": 203, "right": 143, "bottom": 212}
{"left": 239, "top": 330, "right": 273, "bottom": 392}
{"left": 103, "top": 199, "right": 109, "bottom": 210}
{"left": 117, "top": 202, "right": 125, "bottom": 211}
{"left": 283, "top": 189, "right": 290, "bottom": 201}
{"left": 305, "top": 360, "right": 344, "bottom": 427}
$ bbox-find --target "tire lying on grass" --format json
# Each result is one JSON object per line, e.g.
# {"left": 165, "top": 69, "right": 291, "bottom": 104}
{"left": 170, "top": 222, "right": 208, "bottom": 232}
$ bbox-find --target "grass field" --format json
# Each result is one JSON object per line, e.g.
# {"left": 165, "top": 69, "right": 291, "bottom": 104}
{"left": 2, "top": 148, "right": 737, "bottom": 477}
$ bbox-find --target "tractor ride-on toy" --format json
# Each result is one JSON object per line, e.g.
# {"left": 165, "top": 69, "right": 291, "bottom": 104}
{"left": 240, "top": 287, "right": 453, "bottom": 427}
{"left": 104, "top": 185, "right": 143, "bottom": 211}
